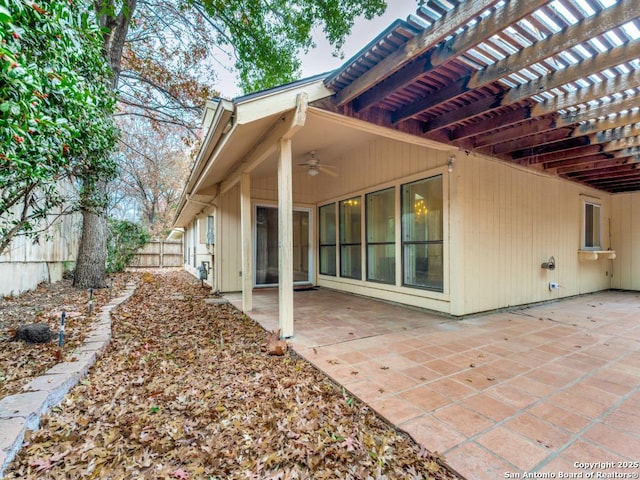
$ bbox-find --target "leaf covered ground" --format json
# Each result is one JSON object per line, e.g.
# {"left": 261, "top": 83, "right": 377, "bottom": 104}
{"left": 4, "top": 270, "right": 463, "bottom": 479}
{"left": 0, "top": 274, "right": 133, "bottom": 398}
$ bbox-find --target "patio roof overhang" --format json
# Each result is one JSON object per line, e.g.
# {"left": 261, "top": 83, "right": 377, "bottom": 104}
{"left": 322, "top": 0, "right": 640, "bottom": 193}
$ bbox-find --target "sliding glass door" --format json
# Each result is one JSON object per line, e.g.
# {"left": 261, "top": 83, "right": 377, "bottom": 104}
{"left": 255, "top": 206, "right": 311, "bottom": 286}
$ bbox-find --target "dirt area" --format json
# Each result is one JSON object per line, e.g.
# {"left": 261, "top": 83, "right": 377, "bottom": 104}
{"left": 2, "top": 270, "right": 463, "bottom": 479}
{"left": 0, "top": 273, "right": 135, "bottom": 398}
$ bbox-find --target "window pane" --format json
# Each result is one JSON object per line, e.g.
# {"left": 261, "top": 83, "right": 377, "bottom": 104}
{"left": 368, "top": 244, "right": 395, "bottom": 283}
{"left": 366, "top": 188, "right": 395, "bottom": 243}
{"left": 403, "top": 243, "right": 443, "bottom": 291}
{"left": 402, "top": 176, "right": 443, "bottom": 242}
{"left": 401, "top": 176, "right": 444, "bottom": 291}
{"left": 319, "top": 204, "right": 336, "bottom": 245}
{"left": 340, "top": 197, "right": 361, "bottom": 244}
{"left": 319, "top": 203, "right": 336, "bottom": 276}
{"left": 340, "top": 197, "right": 362, "bottom": 279}
{"left": 320, "top": 246, "right": 336, "bottom": 276}
{"left": 366, "top": 188, "right": 395, "bottom": 284}
{"left": 340, "top": 245, "right": 362, "bottom": 279}
{"left": 584, "top": 203, "right": 601, "bottom": 248}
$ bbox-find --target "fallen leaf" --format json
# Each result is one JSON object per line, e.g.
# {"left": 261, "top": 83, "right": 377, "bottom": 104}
{"left": 172, "top": 468, "right": 189, "bottom": 479}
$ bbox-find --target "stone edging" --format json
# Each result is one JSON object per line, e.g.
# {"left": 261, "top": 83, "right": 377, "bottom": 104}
{"left": 0, "top": 282, "right": 137, "bottom": 477}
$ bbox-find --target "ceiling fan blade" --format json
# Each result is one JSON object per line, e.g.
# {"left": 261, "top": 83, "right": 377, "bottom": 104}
{"left": 319, "top": 166, "right": 338, "bottom": 177}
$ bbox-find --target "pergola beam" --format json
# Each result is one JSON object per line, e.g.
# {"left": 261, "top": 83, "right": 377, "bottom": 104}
{"left": 511, "top": 126, "right": 640, "bottom": 160}
{"left": 478, "top": 97, "right": 640, "bottom": 152}
{"left": 449, "top": 70, "right": 640, "bottom": 141}
{"left": 334, "top": 0, "right": 505, "bottom": 107}
{"left": 393, "top": 0, "right": 631, "bottom": 124}
{"left": 424, "top": 39, "right": 640, "bottom": 133}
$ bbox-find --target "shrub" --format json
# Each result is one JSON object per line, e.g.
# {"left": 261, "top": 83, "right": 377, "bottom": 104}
{"left": 106, "top": 218, "right": 150, "bottom": 273}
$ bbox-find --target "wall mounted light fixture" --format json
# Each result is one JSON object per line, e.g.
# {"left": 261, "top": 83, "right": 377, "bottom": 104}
{"left": 447, "top": 155, "right": 455, "bottom": 173}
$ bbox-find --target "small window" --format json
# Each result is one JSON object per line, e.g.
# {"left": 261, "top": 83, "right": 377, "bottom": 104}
{"left": 206, "top": 215, "right": 215, "bottom": 244}
{"left": 583, "top": 201, "right": 601, "bottom": 250}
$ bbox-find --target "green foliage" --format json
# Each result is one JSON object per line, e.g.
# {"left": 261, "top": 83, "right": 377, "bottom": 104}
{"left": 195, "top": 0, "right": 387, "bottom": 93}
{"left": 106, "top": 218, "right": 150, "bottom": 273}
{"left": 0, "top": 0, "right": 118, "bottom": 253}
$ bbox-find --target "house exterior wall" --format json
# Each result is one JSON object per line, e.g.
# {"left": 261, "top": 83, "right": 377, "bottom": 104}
{"left": 452, "top": 153, "right": 612, "bottom": 315}
{"left": 191, "top": 134, "right": 628, "bottom": 314}
{"left": 183, "top": 212, "right": 216, "bottom": 288}
{"left": 0, "top": 212, "right": 81, "bottom": 296}
{"left": 218, "top": 184, "right": 242, "bottom": 292}
{"left": 309, "top": 137, "right": 451, "bottom": 312}
{"left": 611, "top": 192, "right": 640, "bottom": 290}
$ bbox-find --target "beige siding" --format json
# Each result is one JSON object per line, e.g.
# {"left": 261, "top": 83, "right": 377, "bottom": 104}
{"left": 219, "top": 184, "right": 242, "bottom": 292}
{"left": 310, "top": 137, "right": 448, "bottom": 203}
{"left": 611, "top": 192, "right": 640, "bottom": 290}
{"left": 453, "top": 153, "right": 612, "bottom": 315}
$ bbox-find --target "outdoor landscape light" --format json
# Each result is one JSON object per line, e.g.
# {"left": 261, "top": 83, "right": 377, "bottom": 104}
{"left": 447, "top": 155, "right": 455, "bottom": 172}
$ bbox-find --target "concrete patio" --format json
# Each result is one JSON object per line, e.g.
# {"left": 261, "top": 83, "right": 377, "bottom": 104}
{"left": 226, "top": 288, "right": 640, "bottom": 479}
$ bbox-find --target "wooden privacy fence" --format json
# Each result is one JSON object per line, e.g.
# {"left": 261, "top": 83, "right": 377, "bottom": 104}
{"left": 131, "top": 240, "right": 183, "bottom": 268}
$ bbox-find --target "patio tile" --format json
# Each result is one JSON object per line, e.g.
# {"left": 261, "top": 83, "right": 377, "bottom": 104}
{"left": 346, "top": 380, "right": 392, "bottom": 402}
{"left": 399, "top": 349, "right": 437, "bottom": 364}
{"left": 486, "top": 383, "right": 538, "bottom": 410}
{"left": 529, "top": 401, "right": 592, "bottom": 434}
{"left": 240, "top": 288, "right": 640, "bottom": 478}
{"left": 559, "top": 440, "right": 629, "bottom": 466}
{"left": 504, "top": 413, "right": 573, "bottom": 450}
{"left": 401, "top": 415, "right": 466, "bottom": 454}
{"left": 445, "top": 442, "right": 516, "bottom": 480}
{"left": 400, "top": 385, "right": 450, "bottom": 413}
{"left": 399, "top": 364, "right": 442, "bottom": 383}
{"left": 476, "top": 426, "right": 550, "bottom": 472}
{"left": 369, "top": 395, "right": 424, "bottom": 425}
{"left": 461, "top": 393, "right": 518, "bottom": 423}
{"left": 600, "top": 409, "right": 640, "bottom": 435}
{"left": 336, "top": 350, "right": 371, "bottom": 365}
{"left": 504, "top": 375, "right": 557, "bottom": 398}
{"left": 423, "top": 358, "right": 464, "bottom": 376}
{"left": 434, "top": 404, "right": 494, "bottom": 438}
{"left": 427, "top": 377, "right": 476, "bottom": 401}
{"left": 368, "top": 371, "right": 419, "bottom": 393}
{"left": 583, "top": 422, "right": 640, "bottom": 460}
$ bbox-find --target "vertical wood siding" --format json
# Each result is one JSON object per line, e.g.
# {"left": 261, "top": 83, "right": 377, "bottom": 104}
{"left": 611, "top": 192, "right": 640, "bottom": 290}
{"left": 454, "top": 153, "right": 612, "bottom": 314}
{"left": 219, "top": 184, "right": 242, "bottom": 291}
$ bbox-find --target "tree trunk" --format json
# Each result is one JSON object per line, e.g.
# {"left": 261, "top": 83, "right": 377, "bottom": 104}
{"left": 74, "top": 1, "right": 137, "bottom": 288}
{"left": 74, "top": 207, "right": 108, "bottom": 288}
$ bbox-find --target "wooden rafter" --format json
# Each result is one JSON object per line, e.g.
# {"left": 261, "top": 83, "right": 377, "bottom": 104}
{"left": 423, "top": 39, "right": 640, "bottom": 134}
{"left": 449, "top": 69, "right": 640, "bottom": 141}
{"left": 334, "top": 0, "right": 505, "bottom": 107}
{"left": 477, "top": 99, "right": 640, "bottom": 152}
{"left": 325, "top": 0, "right": 640, "bottom": 192}
{"left": 391, "top": 0, "right": 633, "bottom": 125}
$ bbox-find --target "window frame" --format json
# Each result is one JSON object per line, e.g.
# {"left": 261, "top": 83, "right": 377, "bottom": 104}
{"left": 339, "top": 196, "right": 363, "bottom": 280}
{"left": 400, "top": 175, "right": 444, "bottom": 292}
{"left": 365, "top": 187, "right": 396, "bottom": 284}
{"left": 582, "top": 199, "right": 602, "bottom": 250}
{"left": 318, "top": 203, "right": 337, "bottom": 276}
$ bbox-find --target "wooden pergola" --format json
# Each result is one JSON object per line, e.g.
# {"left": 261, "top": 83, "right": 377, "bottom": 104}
{"left": 321, "top": 0, "right": 640, "bottom": 193}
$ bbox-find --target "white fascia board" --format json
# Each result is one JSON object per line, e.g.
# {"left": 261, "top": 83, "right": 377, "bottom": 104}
{"left": 173, "top": 99, "right": 234, "bottom": 227}
{"left": 235, "top": 78, "right": 332, "bottom": 125}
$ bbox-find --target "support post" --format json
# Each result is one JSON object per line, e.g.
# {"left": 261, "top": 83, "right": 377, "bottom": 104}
{"left": 240, "top": 173, "right": 253, "bottom": 312}
{"left": 278, "top": 138, "right": 294, "bottom": 338}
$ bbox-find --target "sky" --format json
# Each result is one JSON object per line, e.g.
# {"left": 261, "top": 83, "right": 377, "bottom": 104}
{"left": 215, "top": 0, "right": 421, "bottom": 99}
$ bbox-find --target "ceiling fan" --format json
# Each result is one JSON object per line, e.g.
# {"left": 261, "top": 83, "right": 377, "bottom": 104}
{"left": 298, "top": 151, "right": 338, "bottom": 177}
